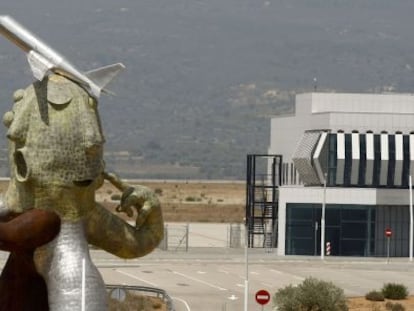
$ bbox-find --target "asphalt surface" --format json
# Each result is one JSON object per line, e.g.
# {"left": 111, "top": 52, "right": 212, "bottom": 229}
{"left": 2, "top": 222, "right": 414, "bottom": 311}
{"left": 93, "top": 248, "right": 414, "bottom": 311}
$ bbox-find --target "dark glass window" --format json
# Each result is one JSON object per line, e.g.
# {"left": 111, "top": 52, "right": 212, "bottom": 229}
{"left": 344, "top": 134, "right": 352, "bottom": 186}
{"left": 387, "top": 135, "right": 395, "bottom": 186}
{"left": 373, "top": 135, "right": 381, "bottom": 186}
{"left": 359, "top": 134, "right": 366, "bottom": 186}
{"left": 286, "top": 204, "right": 375, "bottom": 256}
{"left": 402, "top": 135, "right": 410, "bottom": 187}
{"left": 328, "top": 134, "right": 337, "bottom": 186}
{"left": 326, "top": 208, "right": 340, "bottom": 225}
{"left": 341, "top": 240, "right": 366, "bottom": 256}
{"left": 341, "top": 208, "right": 367, "bottom": 221}
{"left": 289, "top": 207, "right": 313, "bottom": 220}
{"left": 342, "top": 223, "right": 366, "bottom": 239}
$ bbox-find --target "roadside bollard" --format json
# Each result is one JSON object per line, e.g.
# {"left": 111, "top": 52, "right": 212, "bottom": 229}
{"left": 326, "top": 242, "right": 331, "bottom": 256}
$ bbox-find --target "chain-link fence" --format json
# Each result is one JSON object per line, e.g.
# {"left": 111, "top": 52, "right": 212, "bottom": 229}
{"left": 159, "top": 223, "right": 246, "bottom": 251}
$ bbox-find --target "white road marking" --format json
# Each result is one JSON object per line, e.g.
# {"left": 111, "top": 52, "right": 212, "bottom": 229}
{"left": 261, "top": 282, "right": 273, "bottom": 287}
{"left": 172, "top": 296, "right": 191, "bottom": 311}
{"left": 218, "top": 269, "right": 230, "bottom": 274}
{"left": 197, "top": 271, "right": 207, "bottom": 274}
{"left": 228, "top": 294, "right": 239, "bottom": 300}
{"left": 236, "top": 283, "right": 244, "bottom": 288}
{"left": 270, "top": 269, "right": 305, "bottom": 281}
{"left": 115, "top": 269, "right": 158, "bottom": 287}
{"left": 172, "top": 271, "right": 228, "bottom": 291}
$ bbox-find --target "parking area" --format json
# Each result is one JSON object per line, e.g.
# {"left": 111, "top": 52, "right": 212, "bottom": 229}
{"left": 93, "top": 248, "right": 414, "bottom": 311}
{"left": 2, "top": 223, "right": 414, "bottom": 310}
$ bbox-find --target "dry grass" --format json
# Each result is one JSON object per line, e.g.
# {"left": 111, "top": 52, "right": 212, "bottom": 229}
{"left": 108, "top": 292, "right": 166, "bottom": 311}
{"left": 97, "top": 180, "right": 245, "bottom": 223}
{"left": 0, "top": 179, "right": 245, "bottom": 223}
{"left": 347, "top": 296, "right": 414, "bottom": 310}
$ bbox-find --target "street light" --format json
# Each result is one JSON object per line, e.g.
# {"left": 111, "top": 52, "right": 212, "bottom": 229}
{"left": 321, "top": 172, "right": 327, "bottom": 260}
{"left": 244, "top": 219, "right": 249, "bottom": 311}
{"left": 410, "top": 175, "right": 413, "bottom": 262}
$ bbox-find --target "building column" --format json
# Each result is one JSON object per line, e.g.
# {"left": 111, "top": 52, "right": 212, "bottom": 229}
{"left": 277, "top": 193, "right": 287, "bottom": 256}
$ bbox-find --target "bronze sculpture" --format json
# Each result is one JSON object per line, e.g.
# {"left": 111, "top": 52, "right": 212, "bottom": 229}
{"left": 0, "top": 74, "right": 164, "bottom": 310}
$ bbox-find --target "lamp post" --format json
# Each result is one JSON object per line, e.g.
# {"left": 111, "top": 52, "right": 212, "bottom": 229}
{"left": 410, "top": 175, "right": 413, "bottom": 262}
{"left": 321, "top": 173, "right": 327, "bottom": 260}
{"left": 244, "top": 220, "right": 249, "bottom": 311}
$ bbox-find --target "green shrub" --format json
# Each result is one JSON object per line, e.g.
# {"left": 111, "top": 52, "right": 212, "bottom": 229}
{"left": 273, "top": 285, "right": 300, "bottom": 311}
{"left": 185, "top": 196, "right": 201, "bottom": 202}
{"left": 273, "top": 277, "right": 348, "bottom": 311}
{"left": 154, "top": 188, "right": 163, "bottom": 195}
{"left": 365, "top": 290, "right": 385, "bottom": 301}
{"left": 111, "top": 194, "right": 121, "bottom": 201}
{"left": 108, "top": 291, "right": 164, "bottom": 311}
{"left": 385, "top": 302, "right": 406, "bottom": 311}
{"left": 382, "top": 283, "right": 408, "bottom": 300}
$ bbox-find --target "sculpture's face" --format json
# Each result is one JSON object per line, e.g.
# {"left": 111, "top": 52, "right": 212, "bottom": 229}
{"left": 3, "top": 75, "right": 104, "bottom": 216}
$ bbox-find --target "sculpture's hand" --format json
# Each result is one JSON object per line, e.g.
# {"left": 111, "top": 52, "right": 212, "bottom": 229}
{"left": 87, "top": 172, "right": 164, "bottom": 258}
{"left": 103, "top": 172, "right": 161, "bottom": 229}
{"left": 118, "top": 185, "right": 160, "bottom": 229}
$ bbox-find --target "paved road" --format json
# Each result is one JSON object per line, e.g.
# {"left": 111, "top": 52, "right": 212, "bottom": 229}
{"left": 93, "top": 248, "right": 414, "bottom": 311}
{"left": 2, "top": 220, "right": 414, "bottom": 310}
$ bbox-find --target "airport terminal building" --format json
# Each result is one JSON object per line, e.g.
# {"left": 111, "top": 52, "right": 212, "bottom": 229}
{"left": 266, "top": 93, "right": 414, "bottom": 257}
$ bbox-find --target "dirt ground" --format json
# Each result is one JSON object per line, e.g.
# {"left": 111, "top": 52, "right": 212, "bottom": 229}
{"left": 0, "top": 179, "right": 246, "bottom": 223}
{"left": 347, "top": 296, "right": 414, "bottom": 310}
{"left": 96, "top": 179, "right": 246, "bottom": 223}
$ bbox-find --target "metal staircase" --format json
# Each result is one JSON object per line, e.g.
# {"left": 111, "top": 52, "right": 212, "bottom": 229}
{"left": 246, "top": 154, "right": 282, "bottom": 248}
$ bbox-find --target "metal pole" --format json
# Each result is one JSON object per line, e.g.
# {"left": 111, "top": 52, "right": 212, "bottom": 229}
{"left": 185, "top": 223, "right": 189, "bottom": 252}
{"left": 410, "top": 175, "right": 413, "bottom": 262}
{"left": 387, "top": 237, "right": 390, "bottom": 264}
{"left": 81, "top": 258, "right": 86, "bottom": 311}
{"left": 244, "top": 223, "right": 249, "bottom": 311}
{"left": 314, "top": 221, "right": 318, "bottom": 256}
{"left": 320, "top": 173, "right": 327, "bottom": 260}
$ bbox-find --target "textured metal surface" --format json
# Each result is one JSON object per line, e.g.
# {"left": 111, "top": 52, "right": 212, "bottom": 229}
{"left": 35, "top": 221, "right": 107, "bottom": 311}
{"left": 0, "top": 15, "right": 125, "bottom": 98}
{"left": 380, "top": 133, "right": 389, "bottom": 186}
{"left": 1, "top": 75, "right": 164, "bottom": 309}
{"left": 292, "top": 131, "right": 322, "bottom": 185}
{"left": 336, "top": 132, "right": 345, "bottom": 185}
{"left": 365, "top": 133, "right": 374, "bottom": 185}
{"left": 4, "top": 74, "right": 104, "bottom": 218}
{"left": 394, "top": 133, "right": 403, "bottom": 186}
{"left": 313, "top": 131, "right": 328, "bottom": 184}
{"left": 351, "top": 132, "right": 360, "bottom": 185}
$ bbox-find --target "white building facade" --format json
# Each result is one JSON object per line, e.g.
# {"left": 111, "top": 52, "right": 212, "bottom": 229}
{"left": 269, "top": 93, "right": 414, "bottom": 257}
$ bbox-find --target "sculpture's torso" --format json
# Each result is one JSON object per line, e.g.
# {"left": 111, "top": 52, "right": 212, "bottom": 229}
{"left": 34, "top": 221, "right": 107, "bottom": 311}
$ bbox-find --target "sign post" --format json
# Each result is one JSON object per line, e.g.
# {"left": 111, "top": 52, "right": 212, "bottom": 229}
{"left": 255, "top": 289, "right": 270, "bottom": 310}
{"left": 385, "top": 228, "right": 392, "bottom": 264}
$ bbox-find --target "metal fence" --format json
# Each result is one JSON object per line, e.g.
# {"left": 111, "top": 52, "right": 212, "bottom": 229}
{"left": 159, "top": 223, "right": 246, "bottom": 251}
{"left": 159, "top": 223, "right": 189, "bottom": 251}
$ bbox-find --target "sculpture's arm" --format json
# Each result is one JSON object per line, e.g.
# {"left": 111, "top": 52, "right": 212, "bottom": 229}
{"left": 85, "top": 173, "right": 164, "bottom": 258}
{"left": 0, "top": 209, "right": 60, "bottom": 251}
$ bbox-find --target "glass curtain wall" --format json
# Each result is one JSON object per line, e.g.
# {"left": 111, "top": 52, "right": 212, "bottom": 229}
{"left": 286, "top": 203, "right": 375, "bottom": 256}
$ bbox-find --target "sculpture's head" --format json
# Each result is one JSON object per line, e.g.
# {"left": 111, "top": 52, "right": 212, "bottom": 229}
{"left": 3, "top": 74, "right": 105, "bottom": 217}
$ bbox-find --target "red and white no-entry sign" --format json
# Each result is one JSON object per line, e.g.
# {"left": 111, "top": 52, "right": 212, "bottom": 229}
{"left": 255, "top": 289, "right": 271, "bottom": 305}
{"left": 385, "top": 228, "right": 392, "bottom": 238}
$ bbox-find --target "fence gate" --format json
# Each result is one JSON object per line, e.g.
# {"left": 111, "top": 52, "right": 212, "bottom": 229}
{"left": 160, "top": 224, "right": 189, "bottom": 251}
